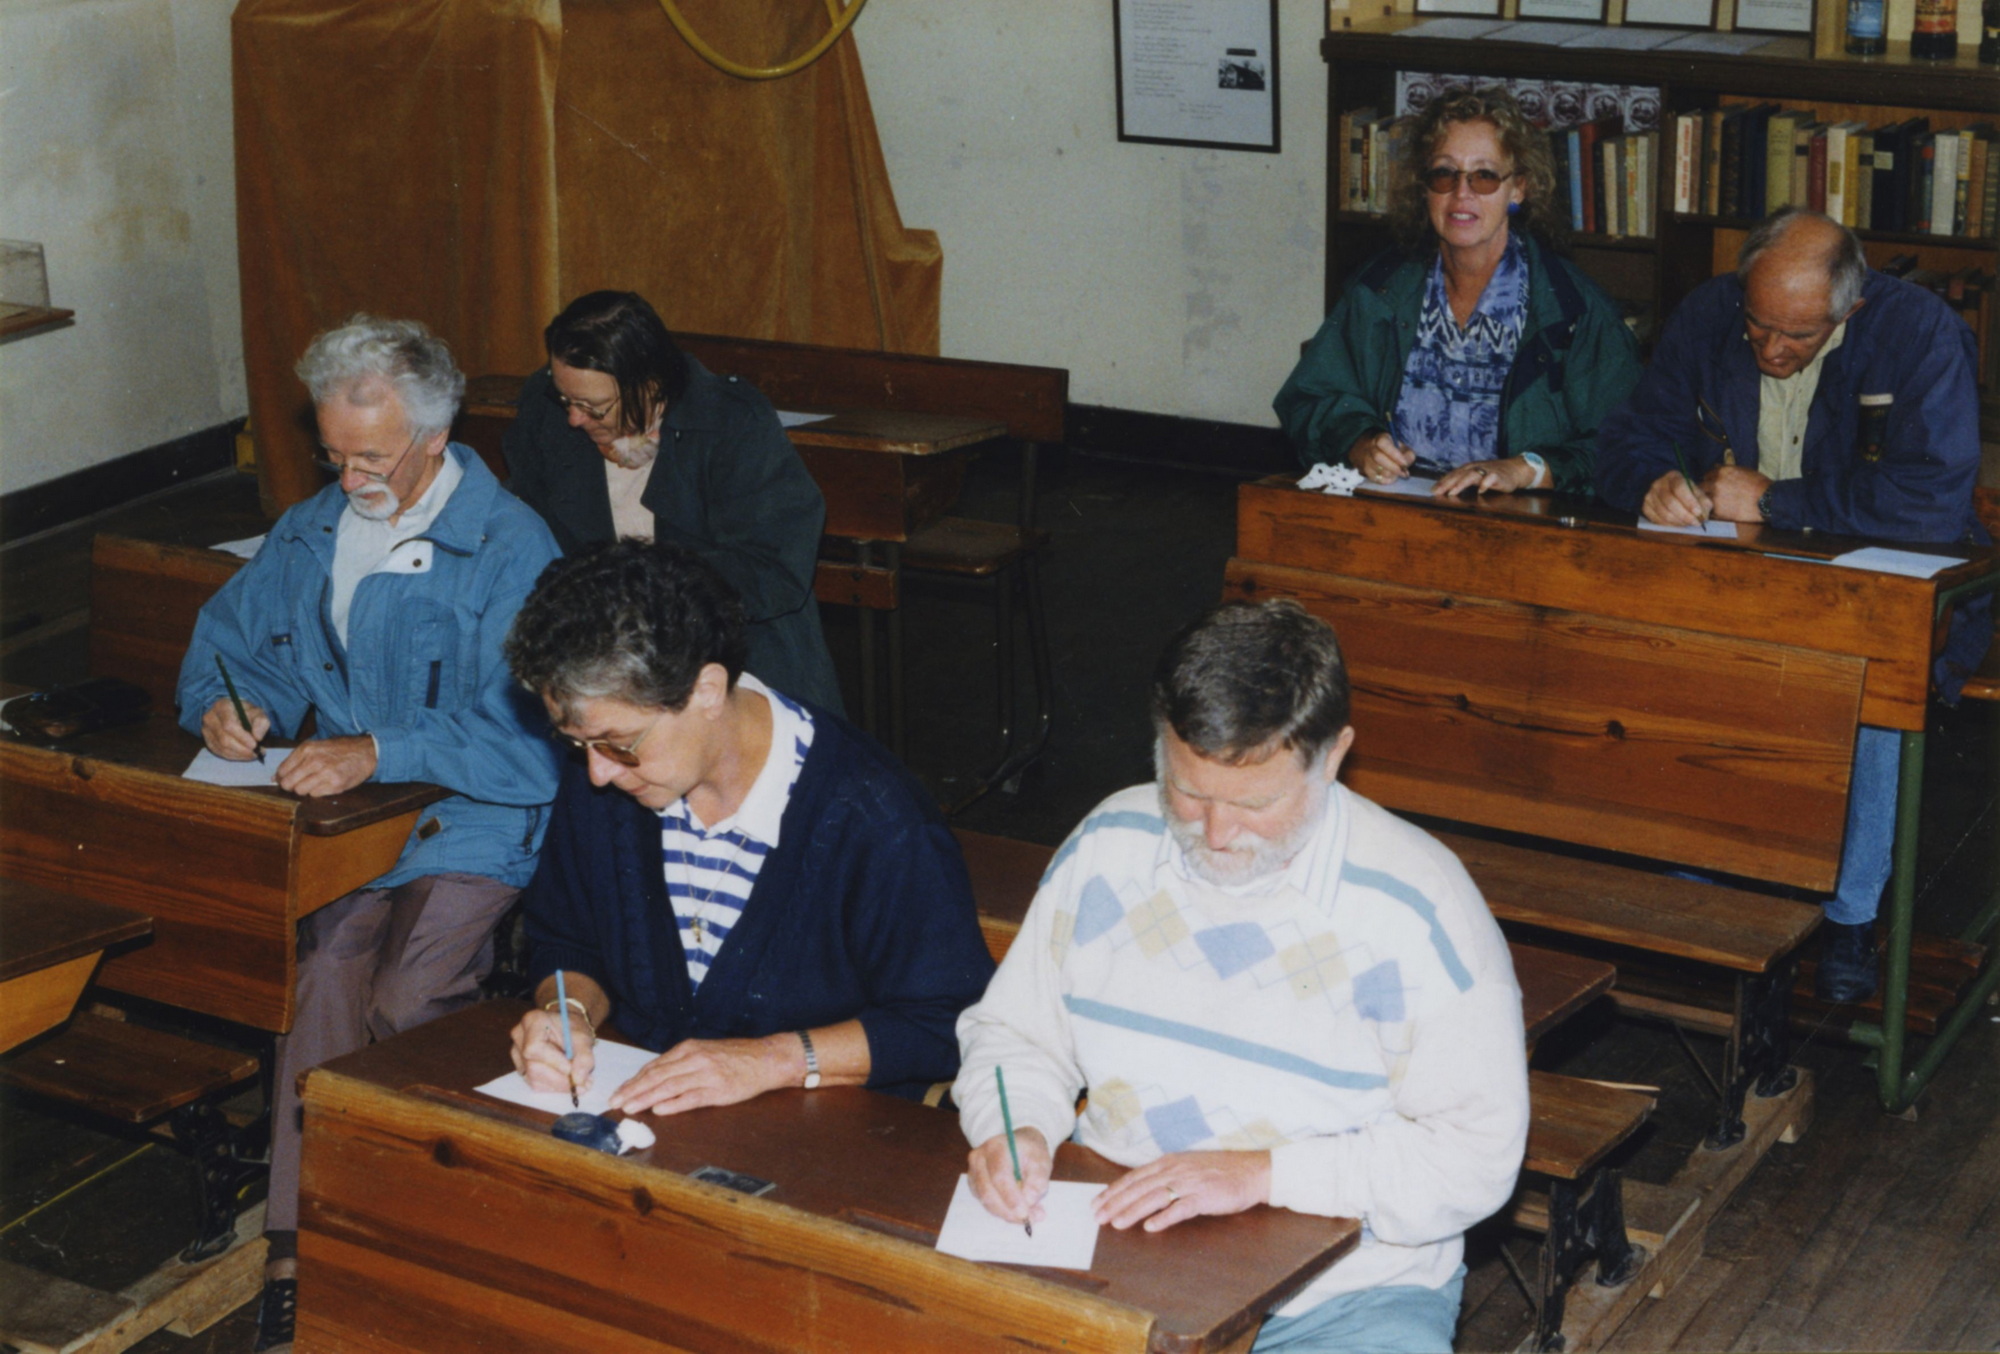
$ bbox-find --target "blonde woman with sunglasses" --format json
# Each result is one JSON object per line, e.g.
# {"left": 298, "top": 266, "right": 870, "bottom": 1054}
{"left": 1275, "top": 88, "right": 1641, "bottom": 499}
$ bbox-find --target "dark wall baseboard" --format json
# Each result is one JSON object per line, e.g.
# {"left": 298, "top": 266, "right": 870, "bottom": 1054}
{"left": 1, "top": 421, "right": 244, "bottom": 544}
{"left": 1064, "top": 404, "right": 1296, "bottom": 479}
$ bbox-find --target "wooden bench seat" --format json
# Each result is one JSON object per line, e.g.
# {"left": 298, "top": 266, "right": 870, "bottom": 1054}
{"left": 0, "top": 878, "right": 152, "bottom": 1053}
{"left": 0, "top": 1013, "right": 260, "bottom": 1261}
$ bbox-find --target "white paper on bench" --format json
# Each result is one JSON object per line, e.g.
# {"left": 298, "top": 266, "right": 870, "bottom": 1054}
{"left": 1638, "top": 518, "right": 1739, "bottom": 538}
{"left": 183, "top": 749, "right": 284, "bottom": 787}
{"left": 475, "top": 1037, "right": 659, "bottom": 1117}
{"left": 1826, "top": 546, "right": 1957, "bottom": 579}
{"left": 1358, "top": 474, "right": 1442, "bottom": 500}
{"left": 776, "top": 410, "right": 832, "bottom": 429}
{"left": 935, "top": 1174, "right": 1106, "bottom": 1271}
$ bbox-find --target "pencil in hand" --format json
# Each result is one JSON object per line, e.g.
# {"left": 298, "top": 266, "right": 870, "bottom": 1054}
{"left": 214, "top": 654, "right": 265, "bottom": 763}
{"left": 996, "top": 1066, "right": 1031, "bottom": 1238}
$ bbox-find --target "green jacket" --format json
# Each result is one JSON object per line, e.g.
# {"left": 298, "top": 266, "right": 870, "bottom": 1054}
{"left": 1273, "top": 235, "right": 1641, "bottom": 495}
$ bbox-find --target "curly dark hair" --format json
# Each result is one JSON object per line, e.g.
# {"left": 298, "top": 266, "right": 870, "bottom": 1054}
{"left": 1386, "top": 87, "right": 1569, "bottom": 256}
{"left": 504, "top": 539, "right": 748, "bottom": 724}
{"left": 1150, "top": 600, "right": 1350, "bottom": 767}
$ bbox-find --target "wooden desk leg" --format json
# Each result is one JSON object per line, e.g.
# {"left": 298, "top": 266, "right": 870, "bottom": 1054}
{"left": 855, "top": 540, "right": 880, "bottom": 739}
{"left": 887, "top": 541, "right": 906, "bottom": 760}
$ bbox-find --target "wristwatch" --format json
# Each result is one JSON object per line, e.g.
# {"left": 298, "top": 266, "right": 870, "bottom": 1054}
{"left": 1757, "top": 487, "right": 1774, "bottom": 523}
{"left": 798, "top": 1030, "right": 821, "bottom": 1090}
{"left": 1519, "top": 451, "right": 1548, "bottom": 489}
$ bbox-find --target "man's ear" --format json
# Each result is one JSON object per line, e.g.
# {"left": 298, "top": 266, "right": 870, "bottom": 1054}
{"left": 1319, "top": 726, "right": 1357, "bottom": 783}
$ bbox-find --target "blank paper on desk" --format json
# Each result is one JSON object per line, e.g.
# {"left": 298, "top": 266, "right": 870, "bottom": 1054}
{"left": 935, "top": 1175, "right": 1105, "bottom": 1271}
{"left": 183, "top": 749, "right": 283, "bottom": 787}
{"left": 475, "top": 1038, "right": 658, "bottom": 1117}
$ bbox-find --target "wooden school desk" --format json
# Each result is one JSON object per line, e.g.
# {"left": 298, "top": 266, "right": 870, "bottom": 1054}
{"left": 0, "top": 712, "right": 443, "bottom": 1032}
{"left": 0, "top": 877, "right": 150, "bottom": 1052}
{"left": 296, "top": 1001, "right": 1359, "bottom": 1354}
{"left": 1225, "top": 480, "right": 2000, "bottom": 1113}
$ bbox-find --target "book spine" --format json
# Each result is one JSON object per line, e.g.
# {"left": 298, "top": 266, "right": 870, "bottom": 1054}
{"left": 1955, "top": 128, "right": 1975, "bottom": 236}
{"left": 1675, "top": 114, "right": 1697, "bottom": 215}
{"left": 1809, "top": 130, "right": 1828, "bottom": 215}
{"left": 1720, "top": 116, "right": 1743, "bottom": 218}
{"left": 1766, "top": 115, "right": 1794, "bottom": 215}
{"left": 1856, "top": 133, "right": 1874, "bottom": 230}
{"left": 1825, "top": 124, "right": 1847, "bottom": 223}
{"left": 1703, "top": 109, "right": 1724, "bottom": 216}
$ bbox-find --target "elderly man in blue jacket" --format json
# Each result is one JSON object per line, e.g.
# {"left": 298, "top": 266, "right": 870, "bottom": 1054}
{"left": 1596, "top": 208, "right": 1989, "bottom": 1006}
{"left": 176, "top": 316, "right": 560, "bottom": 1353}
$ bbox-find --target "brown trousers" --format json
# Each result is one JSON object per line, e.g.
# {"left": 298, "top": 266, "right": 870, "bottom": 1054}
{"left": 266, "top": 872, "right": 518, "bottom": 1234}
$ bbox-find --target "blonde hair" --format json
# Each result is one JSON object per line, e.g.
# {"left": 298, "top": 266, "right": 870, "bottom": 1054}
{"left": 1387, "top": 87, "right": 1568, "bottom": 256}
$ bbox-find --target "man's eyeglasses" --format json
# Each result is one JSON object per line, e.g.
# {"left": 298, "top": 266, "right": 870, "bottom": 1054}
{"left": 552, "top": 712, "right": 663, "bottom": 767}
{"left": 315, "top": 431, "right": 422, "bottom": 484}
{"left": 547, "top": 388, "right": 619, "bottom": 422}
{"left": 1422, "top": 166, "right": 1518, "bottom": 196}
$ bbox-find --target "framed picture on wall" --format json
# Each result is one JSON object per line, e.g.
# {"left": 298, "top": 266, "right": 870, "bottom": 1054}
{"left": 1415, "top": 0, "right": 1505, "bottom": 13}
{"left": 1517, "top": 0, "right": 1608, "bottom": 20}
{"left": 1115, "top": 0, "right": 1280, "bottom": 153}
{"left": 1732, "top": 0, "right": 1814, "bottom": 32}
{"left": 1622, "top": 0, "right": 1718, "bottom": 24}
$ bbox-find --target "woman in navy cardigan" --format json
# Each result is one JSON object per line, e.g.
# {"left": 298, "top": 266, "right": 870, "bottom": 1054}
{"left": 501, "top": 540, "right": 994, "bottom": 1112}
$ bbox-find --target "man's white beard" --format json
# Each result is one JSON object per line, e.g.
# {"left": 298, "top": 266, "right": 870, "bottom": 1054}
{"left": 347, "top": 484, "right": 400, "bottom": 521}
{"left": 1157, "top": 775, "right": 1325, "bottom": 888}
{"left": 605, "top": 432, "right": 660, "bottom": 470}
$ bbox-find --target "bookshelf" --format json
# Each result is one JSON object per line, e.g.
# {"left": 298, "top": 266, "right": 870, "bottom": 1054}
{"left": 1319, "top": 20, "right": 2000, "bottom": 420}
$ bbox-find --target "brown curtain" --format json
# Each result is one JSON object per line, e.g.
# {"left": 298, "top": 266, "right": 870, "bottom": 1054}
{"left": 233, "top": 0, "right": 942, "bottom": 515}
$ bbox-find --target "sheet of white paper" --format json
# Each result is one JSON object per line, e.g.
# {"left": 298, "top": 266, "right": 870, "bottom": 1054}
{"left": 1637, "top": 518, "right": 1739, "bottom": 538}
{"left": 1656, "top": 30, "right": 1773, "bottom": 52}
{"left": 935, "top": 1175, "right": 1106, "bottom": 1271}
{"left": 1485, "top": 21, "right": 1596, "bottom": 42}
{"left": 1396, "top": 16, "right": 1513, "bottom": 37}
{"left": 474, "top": 1038, "right": 659, "bottom": 1117}
{"left": 211, "top": 535, "right": 266, "bottom": 559}
{"left": 1827, "top": 546, "right": 1957, "bottom": 579}
{"left": 776, "top": 410, "right": 831, "bottom": 429}
{"left": 183, "top": 748, "right": 283, "bottom": 787}
{"left": 1358, "top": 474, "right": 1442, "bottom": 499}
{"left": 1559, "top": 24, "right": 1679, "bottom": 47}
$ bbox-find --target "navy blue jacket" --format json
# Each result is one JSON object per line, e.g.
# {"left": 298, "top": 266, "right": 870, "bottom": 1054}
{"left": 504, "top": 358, "right": 842, "bottom": 713}
{"left": 1596, "top": 269, "right": 1991, "bottom": 696}
{"left": 524, "top": 706, "right": 995, "bottom": 1099}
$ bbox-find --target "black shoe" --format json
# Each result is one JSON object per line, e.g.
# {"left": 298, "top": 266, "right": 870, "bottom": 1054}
{"left": 1815, "top": 920, "right": 1879, "bottom": 1004}
{"left": 252, "top": 1276, "right": 297, "bottom": 1353}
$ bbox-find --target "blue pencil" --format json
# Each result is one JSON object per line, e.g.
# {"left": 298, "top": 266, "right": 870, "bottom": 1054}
{"left": 555, "top": 969, "right": 578, "bottom": 1108}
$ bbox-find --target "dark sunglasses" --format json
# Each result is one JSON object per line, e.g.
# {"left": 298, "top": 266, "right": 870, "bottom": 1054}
{"left": 1422, "top": 167, "right": 1518, "bottom": 196}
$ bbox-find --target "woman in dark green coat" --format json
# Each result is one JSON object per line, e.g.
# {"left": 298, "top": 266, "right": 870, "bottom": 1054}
{"left": 504, "top": 292, "right": 841, "bottom": 712}
{"left": 1275, "top": 89, "right": 1641, "bottom": 498}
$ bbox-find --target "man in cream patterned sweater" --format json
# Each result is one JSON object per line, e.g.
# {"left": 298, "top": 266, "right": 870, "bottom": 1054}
{"left": 955, "top": 600, "right": 1528, "bottom": 1354}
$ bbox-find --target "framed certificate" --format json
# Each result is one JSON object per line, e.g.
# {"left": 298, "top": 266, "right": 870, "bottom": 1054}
{"left": 1415, "top": 0, "right": 1505, "bottom": 15}
{"left": 1518, "top": 0, "right": 1609, "bottom": 20}
{"left": 1115, "top": 0, "right": 1280, "bottom": 153}
{"left": 1731, "top": 0, "right": 1813, "bottom": 33}
{"left": 1622, "top": 0, "right": 1718, "bottom": 25}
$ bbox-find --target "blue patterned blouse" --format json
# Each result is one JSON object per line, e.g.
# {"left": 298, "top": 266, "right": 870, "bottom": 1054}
{"left": 1390, "top": 234, "right": 1529, "bottom": 472}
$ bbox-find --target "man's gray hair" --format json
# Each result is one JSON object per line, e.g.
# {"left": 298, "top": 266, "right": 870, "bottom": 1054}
{"left": 1150, "top": 599, "right": 1351, "bottom": 767}
{"left": 1736, "top": 208, "right": 1868, "bottom": 322}
{"left": 295, "top": 315, "right": 465, "bottom": 438}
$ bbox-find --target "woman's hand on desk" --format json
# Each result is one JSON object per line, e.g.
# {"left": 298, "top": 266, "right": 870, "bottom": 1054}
{"left": 1434, "top": 456, "right": 1539, "bottom": 497}
{"left": 1093, "top": 1150, "right": 1271, "bottom": 1234}
{"left": 511, "top": 1005, "right": 598, "bottom": 1095}
{"left": 968, "top": 1127, "right": 1052, "bottom": 1226}
{"left": 200, "top": 698, "right": 270, "bottom": 760}
{"left": 1347, "top": 431, "right": 1417, "bottom": 485}
{"left": 608, "top": 1022, "right": 869, "bottom": 1116}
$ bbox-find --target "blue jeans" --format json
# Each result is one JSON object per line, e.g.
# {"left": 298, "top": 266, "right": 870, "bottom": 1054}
{"left": 1830, "top": 725, "right": 1899, "bottom": 927}
{"left": 1252, "top": 1268, "right": 1466, "bottom": 1354}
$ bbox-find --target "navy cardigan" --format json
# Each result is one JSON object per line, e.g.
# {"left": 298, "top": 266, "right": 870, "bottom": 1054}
{"left": 524, "top": 707, "right": 995, "bottom": 1099}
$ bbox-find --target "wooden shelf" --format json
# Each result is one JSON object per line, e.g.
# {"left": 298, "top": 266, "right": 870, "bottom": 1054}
{"left": 1668, "top": 214, "right": 1999, "bottom": 249}
{"left": 0, "top": 306, "right": 74, "bottom": 341}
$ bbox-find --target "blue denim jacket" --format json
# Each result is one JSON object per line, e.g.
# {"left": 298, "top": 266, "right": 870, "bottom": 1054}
{"left": 176, "top": 444, "right": 562, "bottom": 888}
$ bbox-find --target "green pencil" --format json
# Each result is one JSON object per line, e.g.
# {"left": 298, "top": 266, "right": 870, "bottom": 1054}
{"left": 996, "top": 1066, "right": 1031, "bottom": 1238}
{"left": 214, "top": 654, "right": 264, "bottom": 763}
{"left": 1671, "top": 443, "right": 1710, "bottom": 526}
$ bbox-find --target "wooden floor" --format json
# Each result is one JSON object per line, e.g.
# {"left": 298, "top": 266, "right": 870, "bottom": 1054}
{"left": 2, "top": 461, "right": 1996, "bottom": 1353}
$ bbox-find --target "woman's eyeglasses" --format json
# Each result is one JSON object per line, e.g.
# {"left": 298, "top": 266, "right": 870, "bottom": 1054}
{"left": 552, "top": 712, "right": 663, "bottom": 767}
{"left": 547, "top": 388, "right": 619, "bottom": 422}
{"left": 1422, "top": 167, "right": 1518, "bottom": 196}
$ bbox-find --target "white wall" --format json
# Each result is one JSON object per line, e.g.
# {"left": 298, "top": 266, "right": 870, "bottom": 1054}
{"left": 853, "top": 0, "right": 1329, "bottom": 429}
{"left": 0, "top": 0, "right": 245, "bottom": 497}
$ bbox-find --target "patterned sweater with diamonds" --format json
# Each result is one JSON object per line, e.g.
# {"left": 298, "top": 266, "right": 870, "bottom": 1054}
{"left": 954, "top": 781, "right": 1528, "bottom": 1310}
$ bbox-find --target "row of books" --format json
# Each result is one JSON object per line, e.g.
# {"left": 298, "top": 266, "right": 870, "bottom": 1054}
{"left": 1668, "top": 108, "right": 2000, "bottom": 238}
{"left": 1340, "top": 108, "right": 1660, "bottom": 239}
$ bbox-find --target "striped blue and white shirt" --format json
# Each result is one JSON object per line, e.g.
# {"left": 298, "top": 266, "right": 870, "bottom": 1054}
{"left": 658, "top": 673, "right": 815, "bottom": 991}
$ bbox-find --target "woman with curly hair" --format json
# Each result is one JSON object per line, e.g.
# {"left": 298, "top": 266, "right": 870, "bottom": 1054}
{"left": 1275, "top": 88, "right": 1641, "bottom": 497}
